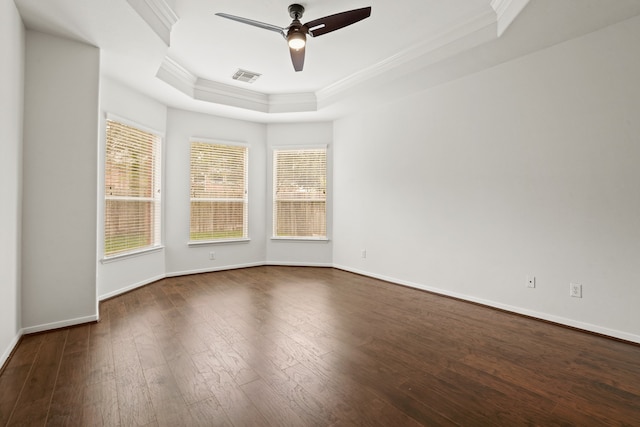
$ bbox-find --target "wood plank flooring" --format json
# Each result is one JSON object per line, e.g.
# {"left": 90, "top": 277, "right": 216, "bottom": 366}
{"left": 1, "top": 266, "right": 639, "bottom": 426}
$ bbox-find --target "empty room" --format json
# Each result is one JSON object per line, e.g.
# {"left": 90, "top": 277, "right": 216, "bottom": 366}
{"left": 1, "top": 0, "right": 639, "bottom": 425}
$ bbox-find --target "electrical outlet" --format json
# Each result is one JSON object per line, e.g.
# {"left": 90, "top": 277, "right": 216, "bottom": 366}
{"left": 209, "top": 251, "right": 216, "bottom": 260}
{"left": 526, "top": 276, "right": 536, "bottom": 288}
{"left": 570, "top": 283, "right": 582, "bottom": 298}
{"left": 361, "top": 249, "right": 367, "bottom": 259}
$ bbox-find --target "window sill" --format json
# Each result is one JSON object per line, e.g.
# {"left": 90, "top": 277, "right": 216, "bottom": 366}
{"left": 188, "top": 238, "right": 251, "bottom": 247}
{"left": 271, "top": 237, "right": 330, "bottom": 242}
{"left": 101, "top": 245, "right": 164, "bottom": 263}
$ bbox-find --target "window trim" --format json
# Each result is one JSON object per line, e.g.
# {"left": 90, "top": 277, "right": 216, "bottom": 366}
{"left": 106, "top": 113, "right": 165, "bottom": 138}
{"left": 272, "top": 145, "right": 328, "bottom": 240}
{"left": 188, "top": 138, "right": 249, "bottom": 245}
{"left": 270, "top": 236, "right": 330, "bottom": 242}
{"left": 100, "top": 245, "right": 165, "bottom": 263}
{"left": 102, "top": 114, "right": 163, "bottom": 260}
{"left": 187, "top": 238, "right": 251, "bottom": 247}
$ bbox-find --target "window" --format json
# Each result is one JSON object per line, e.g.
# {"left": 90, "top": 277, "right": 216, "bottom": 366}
{"left": 190, "top": 141, "right": 248, "bottom": 242}
{"left": 104, "top": 118, "right": 162, "bottom": 257}
{"left": 273, "top": 147, "right": 327, "bottom": 239}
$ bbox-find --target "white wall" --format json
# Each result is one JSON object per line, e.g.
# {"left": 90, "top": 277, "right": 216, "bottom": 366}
{"left": 8, "top": 6, "right": 637, "bottom": 350}
{"left": 97, "top": 78, "right": 167, "bottom": 299}
{"left": 334, "top": 15, "right": 640, "bottom": 342}
{"left": 266, "top": 122, "right": 334, "bottom": 266}
{"left": 22, "top": 31, "right": 99, "bottom": 332}
{"left": 99, "top": 110, "right": 334, "bottom": 291}
{"left": 0, "top": 0, "right": 24, "bottom": 366}
{"left": 164, "top": 108, "right": 267, "bottom": 276}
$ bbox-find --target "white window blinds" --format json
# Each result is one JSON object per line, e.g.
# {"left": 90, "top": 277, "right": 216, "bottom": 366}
{"left": 190, "top": 141, "right": 248, "bottom": 242}
{"left": 273, "top": 147, "right": 327, "bottom": 238}
{"left": 104, "top": 119, "right": 162, "bottom": 257}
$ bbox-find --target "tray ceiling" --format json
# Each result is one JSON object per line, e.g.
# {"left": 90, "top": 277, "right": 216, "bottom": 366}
{"left": 15, "top": 0, "right": 640, "bottom": 122}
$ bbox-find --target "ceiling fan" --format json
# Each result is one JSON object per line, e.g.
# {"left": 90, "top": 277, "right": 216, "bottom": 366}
{"left": 216, "top": 4, "right": 372, "bottom": 72}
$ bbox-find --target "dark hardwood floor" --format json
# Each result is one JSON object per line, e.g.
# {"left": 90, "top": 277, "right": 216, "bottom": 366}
{"left": 1, "top": 266, "right": 639, "bottom": 426}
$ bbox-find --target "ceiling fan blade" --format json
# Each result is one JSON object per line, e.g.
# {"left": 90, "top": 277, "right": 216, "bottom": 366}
{"left": 216, "top": 13, "right": 285, "bottom": 35}
{"left": 289, "top": 45, "right": 305, "bottom": 72}
{"left": 303, "top": 7, "right": 371, "bottom": 37}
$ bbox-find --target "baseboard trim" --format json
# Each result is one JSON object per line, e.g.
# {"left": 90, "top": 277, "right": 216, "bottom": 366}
{"left": 333, "top": 264, "right": 640, "bottom": 345}
{"left": 28, "top": 263, "right": 637, "bottom": 345}
{"left": 100, "top": 261, "right": 329, "bottom": 303}
{"left": 166, "top": 262, "right": 265, "bottom": 278}
{"left": 99, "top": 274, "right": 167, "bottom": 301}
{"left": 0, "top": 330, "right": 24, "bottom": 374}
{"left": 101, "top": 262, "right": 330, "bottom": 302}
{"left": 22, "top": 314, "right": 99, "bottom": 335}
{"left": 266, "top": 261, "right": 333, "bottom": 268}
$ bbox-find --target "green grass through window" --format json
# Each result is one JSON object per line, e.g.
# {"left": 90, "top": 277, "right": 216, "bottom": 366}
{"left": 190, "top": 230, "right": 244, "bottom": 241}
{"left": 105, "top": 234, "right": 151, "bottom": 255}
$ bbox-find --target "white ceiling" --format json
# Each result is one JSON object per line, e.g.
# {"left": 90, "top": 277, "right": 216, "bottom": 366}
{"left": 171, "top": 0, "right": 488, "bottom": 93}
{"left": 14, "top": 0, "right": 640, "bottom": 122}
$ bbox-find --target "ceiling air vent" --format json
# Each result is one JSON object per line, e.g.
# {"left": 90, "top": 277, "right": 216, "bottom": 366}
{"left": 232, "top": 69, "right": 261, "bottom": 84}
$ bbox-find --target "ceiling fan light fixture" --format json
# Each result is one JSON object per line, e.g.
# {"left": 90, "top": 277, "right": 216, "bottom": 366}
{"left": 287, "top": 30, "right": 306, "bottom": 50}
{"left": 216, "top": 5, "right": 371, "bottom": 71}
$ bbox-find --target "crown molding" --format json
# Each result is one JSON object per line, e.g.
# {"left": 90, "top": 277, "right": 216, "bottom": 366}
{"left": 126, "top": 0, "right": 178, "bottom": 46}
{"left": 156, "top": 56, "right": 318, "bottom": 114}
{"left": 194, "top": 79, "right": 269, "bottom": 113}
{"left": 268, "top": 93, "right": 317, "bottom": 113}
{"left": 491, "top": 0, "right": 530, "bottom": 36}
{"left": 150, "top": 3, "right": 530, "bottom": 115}
{"left": 193, "top": 80, "right": 317, "bottom": 114}
{"left": 156, "top": 56, "right": 196, "bottom": 97}
{"left": 316, "top": 6, "right": 498, "bottom": 106}
{"left": 144, "top": 0, "right": 179, "bottom": 33}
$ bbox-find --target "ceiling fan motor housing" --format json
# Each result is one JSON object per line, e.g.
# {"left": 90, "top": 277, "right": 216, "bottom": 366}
{"left": 288, "top": 4, "right": 305, "bottom": 20}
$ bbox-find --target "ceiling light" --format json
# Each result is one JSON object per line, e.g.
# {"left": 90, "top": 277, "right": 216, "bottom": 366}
{"left": 287, "top": 31, "right": 306, "bottom": 50}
